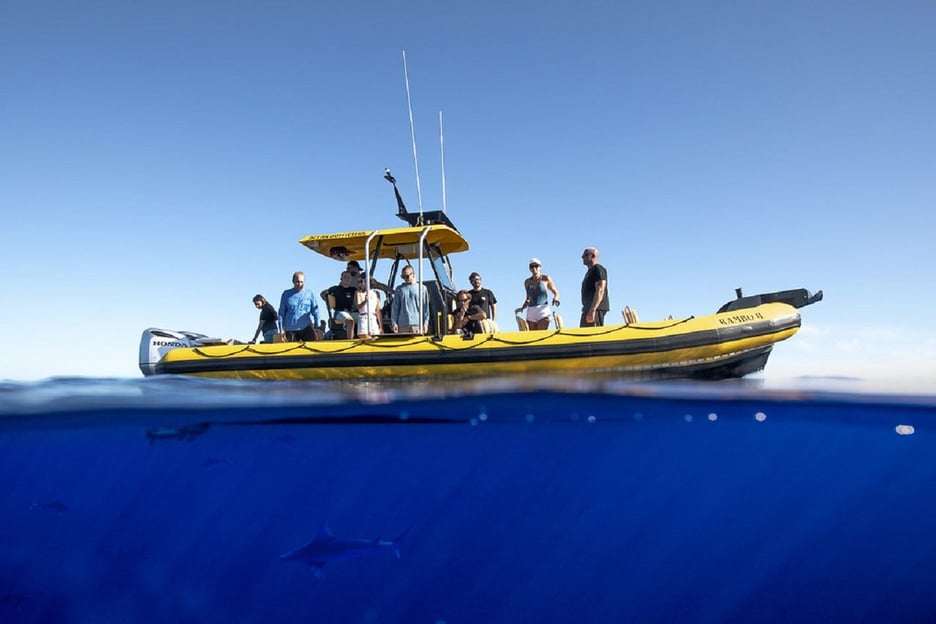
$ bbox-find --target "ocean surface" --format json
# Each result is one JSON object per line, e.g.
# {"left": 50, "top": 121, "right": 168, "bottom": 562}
{"left": 2, "top": 374, "right": 935, "bottom": 623}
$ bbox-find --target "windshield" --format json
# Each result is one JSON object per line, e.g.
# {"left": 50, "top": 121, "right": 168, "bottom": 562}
{"left": 428, "top": 245, "right": 455, "bottom": 292}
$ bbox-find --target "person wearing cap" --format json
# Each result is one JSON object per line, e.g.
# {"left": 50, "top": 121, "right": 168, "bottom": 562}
{"left": 580, "top": 247, "right": 610, "bottom": 327}
{"left": 346, "top": 260, "right": 391, "bottom": 295}
{"left": 515, "top": 258, "right": 560, "bottom": 330}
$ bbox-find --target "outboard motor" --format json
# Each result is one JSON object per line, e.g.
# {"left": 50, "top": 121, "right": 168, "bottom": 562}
{"left": 139, "top": 328, "right": 211, "bottom": 376}
{"left": 717, "top": 288, "right": 823, "bottom": 314}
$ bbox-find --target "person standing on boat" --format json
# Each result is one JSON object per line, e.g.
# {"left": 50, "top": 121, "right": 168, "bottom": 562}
{"left": 391, "top": 265, "right": 429, "bottom": 334}
{"left": 278, "top": 271, "right": 320, "bottom": 342}
{"left": 580, "top": 247, "right": 609, "bottom": 327}
{"left": 515, "top": 258, "right": 560, "bottom": 330}
{"left": 249, "top": 295, "right": 278, "bottom": 343}
{"left": 468, "top": 272, "right": 497, "bottom": 328}
{"left": 354, "top": 274, "right": 383, "bottom": 339}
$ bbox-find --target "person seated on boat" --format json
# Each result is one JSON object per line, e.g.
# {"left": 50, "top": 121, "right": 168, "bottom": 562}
{"left": 346, "top": 260, "right": 392, "bottom": 295}
{"left": 249, "top": 294, "right": 278, "bottom": 343}
{"left": 515, "top": 258, "right": 560, "bottom": 331}
{"left": 580, "top": 247, "right": 610, "bottom": 327}
{"left": 468, "top": 272, "right": 498, "bottom": 330}
{"left": 391, "top": 265, "right": 430, "bottom": 334}
{"left": 354, "top": 275, "right": 383, "bottom": 339}
{"left": 320, "top": 270, "right": 357, "bottom": 339}
{"left": 278, "top": 271, "right": 321, "bottom": 342}
{"left": 452, "top": 289, "right": 486, "bottom": 335}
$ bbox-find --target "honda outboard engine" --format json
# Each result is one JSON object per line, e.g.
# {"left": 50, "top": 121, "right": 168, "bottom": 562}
{"left": 139, "top": 328, "right": 212, "bottom": 376}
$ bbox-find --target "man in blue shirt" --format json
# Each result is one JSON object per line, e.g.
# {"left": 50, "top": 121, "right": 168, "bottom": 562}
{"left": 391, "top": 265, "right": 429, "bottom": 334}
{"left": 278, "top": 271, "right": 320, "bottom": 341}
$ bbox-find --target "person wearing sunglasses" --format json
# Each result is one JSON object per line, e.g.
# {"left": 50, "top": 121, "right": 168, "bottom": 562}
{"left": 277, "top": 271, "right": 320, "bottom": 342}
{"left": 391, "top": 265, "right": 429, "bottom": 334}
{"left": 580, "top": 247, "right": 609, "bottom": 327}
{"left": 515, "top": 258, "right": 560, "bottom": 331}
{"left": 452, "top": 289, "right": 485, "bottom": 334}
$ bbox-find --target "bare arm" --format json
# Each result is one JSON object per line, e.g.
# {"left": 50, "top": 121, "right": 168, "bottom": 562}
{"left": 515, "top": 278, "right": 531, "bottom": 314}
{"left": 545, "top": 276, "right": 561, "bottom": 306}
{"left": 589, "top": 280, "right": 607, "bottom": 314}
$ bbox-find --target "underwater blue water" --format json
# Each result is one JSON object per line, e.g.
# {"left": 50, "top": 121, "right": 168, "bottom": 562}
{"left": 1, "top": 375, "right": 935, "bottom": 623}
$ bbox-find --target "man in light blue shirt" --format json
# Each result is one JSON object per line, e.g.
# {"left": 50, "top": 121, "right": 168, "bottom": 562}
{"left": 391, "top": 266, "right": 429, "bottom": 334}
{"left": 278, "top": 271, "right": 320, "bottom": 341}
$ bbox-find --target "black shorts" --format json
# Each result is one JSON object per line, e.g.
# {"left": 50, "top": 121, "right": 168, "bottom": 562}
{"left": 579, "top": 310, "right": 607, "bottom": 328}
{"left": 285, "top": 325, "right": 318, "bottom": 342}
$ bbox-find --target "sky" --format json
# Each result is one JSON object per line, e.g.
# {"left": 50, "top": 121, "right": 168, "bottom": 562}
{"left": 1, "top": 1, "right": 934, "bottom": 391}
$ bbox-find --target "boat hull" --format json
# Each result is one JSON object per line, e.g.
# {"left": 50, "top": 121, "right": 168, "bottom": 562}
{"left": 152, "top": 302, "right": 801, "bottom": 381}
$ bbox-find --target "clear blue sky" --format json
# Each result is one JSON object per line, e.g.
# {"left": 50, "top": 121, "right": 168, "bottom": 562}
{"left": 2, "top": 1, "right": 934, "bottom": 390}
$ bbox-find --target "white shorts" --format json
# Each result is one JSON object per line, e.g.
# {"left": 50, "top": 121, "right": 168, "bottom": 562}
{"left": 526, "top": 303, "right": 552, "bottom": 323}
{"left": 357, "top": 313, "right": 380, "bottom": 336}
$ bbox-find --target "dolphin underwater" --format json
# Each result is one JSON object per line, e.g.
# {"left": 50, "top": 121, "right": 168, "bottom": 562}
{"left": 280, "top": 522, "right": 408, "bottom": 577}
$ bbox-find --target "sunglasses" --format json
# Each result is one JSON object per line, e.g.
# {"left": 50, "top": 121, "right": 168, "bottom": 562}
{"left": 458, "top": 297, "right": 470, "bottom": 302}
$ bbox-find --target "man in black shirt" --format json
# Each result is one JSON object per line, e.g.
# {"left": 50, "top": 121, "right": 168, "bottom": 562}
{"left": 468, "top": 272, "right": 497, "bottom": 325}
{"left": 321, "top": 270, "right": 358, "bottom": 338}
{"left": 580, "top": 247, "right": 609, "bottom": 327}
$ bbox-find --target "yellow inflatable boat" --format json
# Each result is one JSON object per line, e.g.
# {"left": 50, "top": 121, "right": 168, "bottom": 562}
{"left": 139, "top": 173, "right": 821, "bottom": 381}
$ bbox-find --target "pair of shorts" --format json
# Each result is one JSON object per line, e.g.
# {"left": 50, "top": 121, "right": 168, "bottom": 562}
{"left": 526, "top": 303, "right": 552, "bottom": 323}
{"left": 285, "top": 325, "right": 318, "bottom": 342}
{"left": 579, "top": 310, "right": 607, "bottom": 327}
{"left": 334, "top": 311, "right": 353, "bottom": 325}
{"left": 261, "top": 329, "right": 277, "bottom": 343}
{"left": 357, "top": 313, "right": 380, "bottom": 336}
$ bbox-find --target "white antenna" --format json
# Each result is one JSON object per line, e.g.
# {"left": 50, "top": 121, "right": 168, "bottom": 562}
{"left": 439, "top": 110, "right": 447, "bottom": 214}
{"left": 402, "top": 50, "right": 424, "bottom": 216}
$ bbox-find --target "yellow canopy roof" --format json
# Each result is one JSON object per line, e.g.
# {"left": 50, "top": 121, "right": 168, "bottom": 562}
{"left": 299, "top": 224, "right": 470, "bottom": 261}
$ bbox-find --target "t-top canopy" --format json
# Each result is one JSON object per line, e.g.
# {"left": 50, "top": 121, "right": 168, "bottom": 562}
{"left": 299, "top": 224, "right": 470, "bottom": 261}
